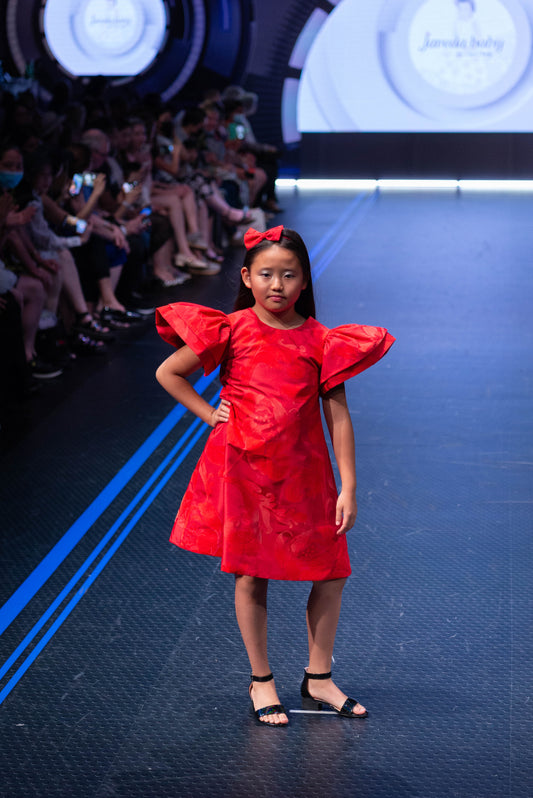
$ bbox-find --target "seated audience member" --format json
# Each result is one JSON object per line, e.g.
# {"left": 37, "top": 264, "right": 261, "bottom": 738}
{"left": 199, "top": 101, "right": 265, "bottom": 212}
{"left": 153, "top": 108, "right": 208, "bottom": 250}
{"left": 222, "top": 85, "right": 282, "bottom": 213}
{"left": 79, "top": 129, "right": 177, "bottom": 294}
{"left": 0, "top": 189, "right": 60, "bottom": 379}
{"left": 15, "top": 150, "right": 117, "bottom": 352}
{"left": 173, "top": 108, "right": 255, "bottom": 224}
{"left": 0, "top": 71, "right": 281, "bottom": 416}
{"left": 115, "top": 161, "right": 187, "bottom": 289}
{"left": 63, "top": 143, "right": 143, "bottom": 326}
{"left": 123, "top": 116, "right": 210, "bottom": 272}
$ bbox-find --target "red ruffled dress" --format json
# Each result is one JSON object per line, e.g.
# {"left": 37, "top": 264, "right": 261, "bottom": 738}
{"left": 156, "top": 303, "right": 395, "bottom": 581}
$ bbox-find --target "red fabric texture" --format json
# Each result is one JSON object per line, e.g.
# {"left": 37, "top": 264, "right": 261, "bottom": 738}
{"left": 156, "top": 303, "right": 395, "bottom": 581}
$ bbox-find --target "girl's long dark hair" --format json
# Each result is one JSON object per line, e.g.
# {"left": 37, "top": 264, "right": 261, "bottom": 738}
{"left": 233, "top": 228, "right": 316, "bottom": 318}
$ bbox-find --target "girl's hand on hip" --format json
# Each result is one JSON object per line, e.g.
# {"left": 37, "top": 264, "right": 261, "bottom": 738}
{"left": 336, "top": 490, "right": 357, "bottom": 535}
{"left": 210, "top": 399, "right": 231, "bottom": 427}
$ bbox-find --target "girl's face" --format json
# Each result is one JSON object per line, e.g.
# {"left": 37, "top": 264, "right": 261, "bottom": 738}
{"left": 242, "top": 245, "right": 307, "bottom": 322}
{"left": 0, "top": 149, "right": 23, "bottom": 173}
{"left": 0, "top": 148, "right": 24, "bottom": 191}
{"left": 116, "top": 126, "right": 132, "bottom": 152}
{"left": 204, "top": 110, "right": 220, "bottom": 132}
{"left": 33, "top": 165, "right": 53, "bottom": 195}
{"left": 131, "top": 124, "right": 147, "bottom": 150}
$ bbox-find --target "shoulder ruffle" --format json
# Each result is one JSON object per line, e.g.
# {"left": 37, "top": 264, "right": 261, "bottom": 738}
{"left": 155, "top": 302, "right": 230, "bottom": 375}
{"left": 321, "top": 324, "right": 395, "bottom": 393}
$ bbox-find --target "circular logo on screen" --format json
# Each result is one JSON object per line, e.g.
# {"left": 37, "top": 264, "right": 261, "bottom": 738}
{"left": 75, "top": 0, "right": 144, "bottom": 56}
{"left": 381, "top": 0, "right": 533, "bottom": 113}
{"left": 410, "top": 0, "right": 523, "bottom": 97}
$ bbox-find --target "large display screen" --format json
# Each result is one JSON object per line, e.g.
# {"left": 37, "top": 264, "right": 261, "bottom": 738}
{"left": 42, "top": 0, "right": 167, "bottom": 77}
{"left": 297, "top": 0, "right": 533, "bottom": 132}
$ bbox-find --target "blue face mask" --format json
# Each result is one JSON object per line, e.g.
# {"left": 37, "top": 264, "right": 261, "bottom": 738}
{"left": 0, "top": 171, "right": 24, "bottom": 190}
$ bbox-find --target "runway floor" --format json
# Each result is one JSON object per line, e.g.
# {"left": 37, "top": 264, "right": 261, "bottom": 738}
{"left": 1, "top": 188, "right": 532, "bottom": 797}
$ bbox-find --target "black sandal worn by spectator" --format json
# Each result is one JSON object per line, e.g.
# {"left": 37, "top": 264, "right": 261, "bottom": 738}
{"left": 70, "top": 333, "right": 108, "bottom": 356}
{"left": 301, "top": 670, "right": 368, "bottom": 718}
{"left": 100, "top": 307, "right": 144, "bottom": 325}
{"left": 71, "top": 313, "right": 115, "bottom": 342}
{"left": 249, "top": 673, "right": 288, "bottom": 727}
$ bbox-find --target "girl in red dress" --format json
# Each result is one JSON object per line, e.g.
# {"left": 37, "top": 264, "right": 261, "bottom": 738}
{"left": 155, "top": 226, "right": 394, "bottom": 726}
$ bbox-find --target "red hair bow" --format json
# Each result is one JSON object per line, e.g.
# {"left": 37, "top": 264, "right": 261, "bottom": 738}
{"left": 243, "top": 225, "right": 284, "bottom": 250}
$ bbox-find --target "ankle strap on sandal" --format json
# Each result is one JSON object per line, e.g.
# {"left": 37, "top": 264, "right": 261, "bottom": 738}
{"left": 250, "top": 673, "right": 274, "bottom": 683}
{"left": 305, "top": 671, "right": 332, "bottom": 680}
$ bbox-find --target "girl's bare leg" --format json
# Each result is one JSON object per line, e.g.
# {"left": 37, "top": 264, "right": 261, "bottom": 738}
{"left": 176, "top": 184, "right": 199, "bottom": 234}
{"left": 197, "top": 199, "right": 209, "bottom": 242}
{"left": 96, "top": 276, "right": 125, "bottom": 312}
{"left": 42, "top": 260, "right": 62, "bottom": 314}
{"left": 198, "top": 202, "right": 220, "bottom": 260}
{"left": 204, "top": 185, "right": 248, "bottom": 223}
{"left": 234, "top": 575, "right": 288, "bottom": 724}
{"left": 13, "top": 276, "right": 45, "bottom": 361}
{"left": 151, "top": 194, "right": 200, "bottom": 259}
{"left": 152, "top": 238, "right": 178, "bottom": 281}
{"left": 306, "top": 577, "right": 366, "bottom": 715}
{"left": 109, "top": 264, "right": 123, "bottom": 292}
{"left": 55, "top": 250, "right": 85, "bottom": 313}
{"left": 248, "top": 167, "right": 267, "bottom": 207}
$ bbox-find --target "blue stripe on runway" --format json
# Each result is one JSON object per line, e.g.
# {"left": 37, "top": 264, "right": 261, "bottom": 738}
{"left": 0, "top": 370, "right": 219, "bottom": 637}
{"left": 0, "top": 417, "right": 213, "bottom": 705}
{"left": 308, "top": 192, "right": 372, "bottom": 263}
{"left": 312, "top": 192, "right": 377, "bottom": 281}
{"left": 0, "top": 395, "right": 220, "bottom": 682}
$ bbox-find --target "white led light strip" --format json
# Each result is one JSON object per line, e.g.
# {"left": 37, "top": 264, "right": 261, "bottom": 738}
{"left": 276, "top": 178, "right": 533, "bottom": 192}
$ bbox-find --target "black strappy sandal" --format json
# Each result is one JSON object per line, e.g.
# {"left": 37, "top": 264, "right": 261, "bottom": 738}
{"left": 71, "top": 313, "right": 115, "bottom": 342}
{"left": 301, "top": 670, "right": 368, "bottom": 719}
{"left": 249, "top": 673, "right": 289, "bottom": 727}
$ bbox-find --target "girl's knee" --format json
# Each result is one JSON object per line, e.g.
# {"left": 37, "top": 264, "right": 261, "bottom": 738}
{"left": 19, "top": 275, "right": 45, "bottom": 303}
{"left": 167, "top": 194, "right": 181, "bottom": 209}
{"left": 61, "top": 249, "right": 76, "bottom": 268}
{"left": 235, "top": 573, "right": 268, "bottom": 596}
{"left": 312, "top": 576, "right": 347, "bottom": 593}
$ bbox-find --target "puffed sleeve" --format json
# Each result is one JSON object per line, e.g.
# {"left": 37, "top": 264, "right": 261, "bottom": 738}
{"left": 155, "top": 302, "right": 230, "bottom": 375}
{"left": 320, "top": 324, "right": 395, "bottom": 393}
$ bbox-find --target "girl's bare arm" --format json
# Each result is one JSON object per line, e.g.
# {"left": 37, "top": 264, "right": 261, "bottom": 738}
{"left": 155, "top": 344, "right": 230, "bottom": 427}
{"left": 322, "top": 384, "right": 357, "bottom": 535}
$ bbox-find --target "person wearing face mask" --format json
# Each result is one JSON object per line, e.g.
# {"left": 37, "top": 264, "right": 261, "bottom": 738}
{"left": 0, "top": 145, "right": 48, "bottom": 233}
{"left": 0, "top": 150, "right": 61, "bottom": 380}
{"left": 0, "top": 144, "right": 25, "bottom": 192}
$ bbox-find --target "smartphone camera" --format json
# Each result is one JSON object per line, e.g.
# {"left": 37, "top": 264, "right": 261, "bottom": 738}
{"left": 228, "top": 122, "right": 246, "bottom": 141}
{"left": 140, "top": 206, "right": 152, "bottom": 226}
{"left": 122, "top": 180, "right": 138, "bottom": 194}
{"left": 65, "top": 213, "right": 87, "bottom": 233}
{"left": 68, "top": 173, "right": 83, "bottom": 196}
